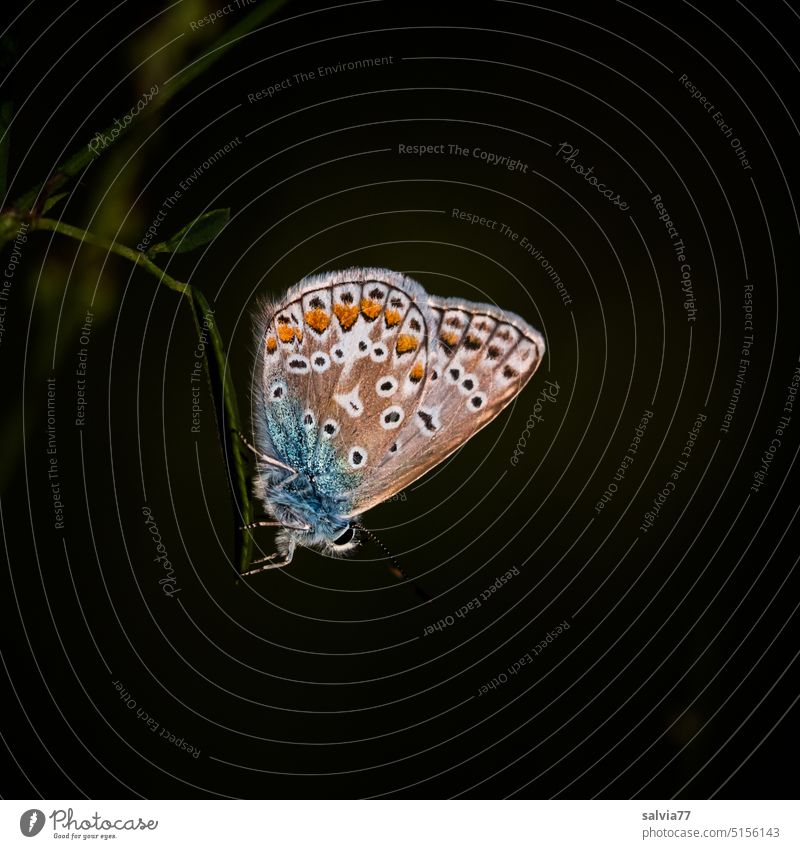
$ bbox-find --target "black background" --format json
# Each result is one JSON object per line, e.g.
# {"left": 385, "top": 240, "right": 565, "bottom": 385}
{"left": 1, "top": 0, "right": 798, "bottom": 799}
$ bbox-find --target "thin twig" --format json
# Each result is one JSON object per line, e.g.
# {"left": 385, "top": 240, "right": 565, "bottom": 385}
{"left": 34, "top": 217, "right": 187, "bottom": 294}
{"left": 30, "top": 216, "right": 253, "bottom": 573}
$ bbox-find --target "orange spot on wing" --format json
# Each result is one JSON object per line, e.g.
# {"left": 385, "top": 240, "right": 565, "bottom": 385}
{"left": 360, "top": 298, "right": 382, "bottom": 320}
{"left": 440, "top": 331, "right": 459, "bottom": 347}
{"left": 384, "top": 308, "right": 402, "bottom": 327}
{"left": 277, "top": 325, "right": 303, "bottom": 343}
{"left": 409, "top": 361, "right": 424, "bottom": 381}
{"left": 396, "top": 334, "right": 418, "bottom": 355}
{"left": 333, "top": 303, "right": 359, "bottom": 330}
{"left": 266, "top": 336, "right": 277, "bottom": 353}
{"left": 277, "top": 325, "right": 296, "bottom": 343}
{"left": 305, "top": 308, "right": 330, "bottom": 333}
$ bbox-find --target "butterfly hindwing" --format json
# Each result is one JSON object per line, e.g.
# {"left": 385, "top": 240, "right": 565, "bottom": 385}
{"left": 345, "top": 295, "right": 545, "bottom": 515}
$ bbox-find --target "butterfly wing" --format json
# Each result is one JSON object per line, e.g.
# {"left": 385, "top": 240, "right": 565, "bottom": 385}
{"left": 254, "top": 268, "right": 435, "bottom": 513}
{"left": 344, "top": 294, "right": 545, "bottom": 516}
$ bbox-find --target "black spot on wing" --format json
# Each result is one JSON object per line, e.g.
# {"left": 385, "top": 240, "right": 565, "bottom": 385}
{"left": 418, "top": 411, "right": 437, "bottom": 431}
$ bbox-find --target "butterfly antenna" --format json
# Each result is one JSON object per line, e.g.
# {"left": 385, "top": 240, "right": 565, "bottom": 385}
{"left": 354, "top": 524, "right": 431, "bottom": 601}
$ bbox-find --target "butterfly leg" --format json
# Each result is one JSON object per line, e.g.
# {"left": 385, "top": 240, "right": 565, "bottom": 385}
{"left": 241, "top": 518, "right": 310, "bottom": 532}
{"left": 240, "top": 519, "right": 282, "bottom": 531}
{"left": 242, "top": 539, "right": 296, "bottom": 577}
{"left": 241, "top": 553, "right": 293, "bottom": 576}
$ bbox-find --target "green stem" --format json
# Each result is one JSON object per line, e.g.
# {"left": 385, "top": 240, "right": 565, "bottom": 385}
{"left": 31, "top": 216, "right": 253, "bottom": 574}
{"left": 189, "top": 287, "right": 254, "bottom": 574}
{"left": 35, "top": 217, "right": 187, "bottom": 294}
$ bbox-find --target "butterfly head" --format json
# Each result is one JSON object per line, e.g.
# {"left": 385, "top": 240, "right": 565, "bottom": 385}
{"left": 262, "top": 477, "right": 360, "bottom": 557}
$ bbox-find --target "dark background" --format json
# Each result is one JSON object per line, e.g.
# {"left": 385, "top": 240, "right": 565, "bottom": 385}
{"left": 1, "top": 0, "right": 798, "bottom": 798}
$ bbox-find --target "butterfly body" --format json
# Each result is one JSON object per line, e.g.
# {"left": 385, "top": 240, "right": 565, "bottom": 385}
{"left": 248, "top": 268, "right": 545, "bottom": 569}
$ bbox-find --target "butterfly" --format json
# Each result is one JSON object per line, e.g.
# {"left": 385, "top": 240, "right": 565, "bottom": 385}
{"left": 240, "top": 267, "right": 545, "bottom": 576}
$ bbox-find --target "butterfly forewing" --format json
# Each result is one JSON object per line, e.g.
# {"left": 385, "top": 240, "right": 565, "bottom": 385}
{"left": 345, "top": 295, "right": 545, "bottom": 515}
{"left": 258, "top": 270, "right": 433, "bottom": 506}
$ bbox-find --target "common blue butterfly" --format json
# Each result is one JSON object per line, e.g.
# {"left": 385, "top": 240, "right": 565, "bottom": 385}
{"left": 241, "top": 268, "right": 545, "bottom": 575}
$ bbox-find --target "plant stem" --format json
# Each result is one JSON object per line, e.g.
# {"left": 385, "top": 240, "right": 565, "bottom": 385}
{"left": 31, "top": 216, "right": 253, "bottom": 574}
{"left": 189, "top": 287, "right": 254, "bottom": 575}
{"left": 34, "top": 217, "right": 188, "bottom": 294}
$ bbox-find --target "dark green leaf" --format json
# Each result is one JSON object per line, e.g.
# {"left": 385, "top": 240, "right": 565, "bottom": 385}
{"left": 42, "top": 191, "right": 69, "bottom": 214}
{"left": 148, "top": 208, "right": 230, "bottom": 256}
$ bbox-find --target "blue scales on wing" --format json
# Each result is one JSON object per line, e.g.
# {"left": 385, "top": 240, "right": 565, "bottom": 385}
{"left": 252, "top": 268, "right": 436, "bottom": 518}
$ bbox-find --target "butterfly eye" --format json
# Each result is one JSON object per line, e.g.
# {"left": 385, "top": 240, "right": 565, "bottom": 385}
{"left": 332, "top": 527, "right": 355, "bottom": 546}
